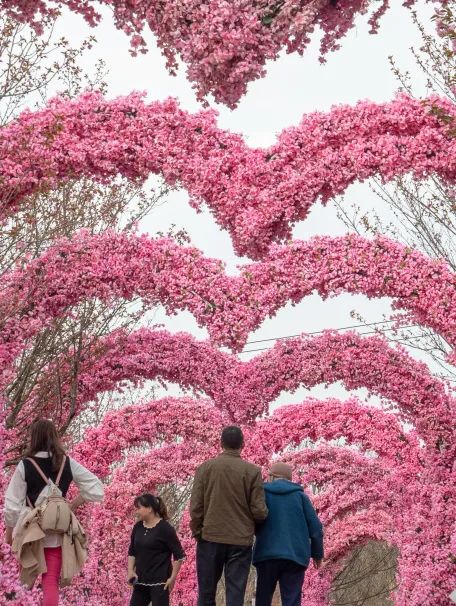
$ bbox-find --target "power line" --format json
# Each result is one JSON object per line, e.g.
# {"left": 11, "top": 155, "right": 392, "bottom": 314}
{"left": 237, "top": 319, "right": 456, "bottom": 383}
{"left": 241, "top": 329, "right": 456, "bottom": 383}
{"left": 242, "top": 320, "right": 419, "bottom": 352}
{"left": 242, "top": 333, "right": 432, "bottom": 354}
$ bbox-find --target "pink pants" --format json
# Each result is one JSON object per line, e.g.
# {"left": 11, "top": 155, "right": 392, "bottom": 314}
{"left": 42, "top": 547, "right": 62, "bottom": 606}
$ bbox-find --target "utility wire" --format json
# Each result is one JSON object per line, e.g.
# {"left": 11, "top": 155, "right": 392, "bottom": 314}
{"left": 242, "top": 321, "right": 419, "bottom": 353}
{"left": 240, "top": 323, "right": 456, "bottom": 383}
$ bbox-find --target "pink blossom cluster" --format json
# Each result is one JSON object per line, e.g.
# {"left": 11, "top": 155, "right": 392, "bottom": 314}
{"left": 2, "top": 231, "right": 456, "bottom": 368}
{"left": 0, "top": 0, "right": 448, "bottom": 105}
{"left": 0, "top": 544, "right": 41, "bottom": 606}
{"left": 11, "top": 327, "right": 451, "bottom": 459}
{"left": 434, "top": 6, "right": 456, "bottom": 51}
{"left": 1, "top": 92, "right": 455, "bottom": 257}
{"left": 0, "top": 88, "right": 455, "bottom": 604}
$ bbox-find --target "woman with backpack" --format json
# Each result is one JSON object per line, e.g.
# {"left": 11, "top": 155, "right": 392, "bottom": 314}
{"left": 127, "top": 493, "right": 186, "bottom": 606}
{"left": 4, "top": 418, "right": 104, "bottom": 606}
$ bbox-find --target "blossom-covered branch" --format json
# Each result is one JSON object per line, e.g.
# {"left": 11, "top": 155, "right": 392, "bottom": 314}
{"left": 1, "top": 92, "right": 455, "bottom": 257}
{"left": 0, "top": 1, "right": 448, "bottom": 105}
{"left": 2, "top": 231, "right": 456, "bottom": 367}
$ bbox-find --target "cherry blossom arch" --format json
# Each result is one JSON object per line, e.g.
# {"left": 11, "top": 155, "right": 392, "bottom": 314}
{"left": 0, "top": 4, "right": 451, "bottom": 106}
{"left": 10, "top": 323, "right": 454, "bottom": 459}
{"left": 70, "top": 389, "right": 423, "bottom": 589}
{"left": 73, "top": 396, "right": 225, "bottom": 478}
{"left": 282, "top": 448, "right": 398, "bottom": 555}
{"left": 181, "top": 448, "right": 396, "bottom": 606}
{"left": 73, "top": 394, "right": 408, "bottom": 540}
{"left": 30, "top": 325, "right": 449, "bottom": 604}
{"left": 254, "top": 428, "right": 454, "bottom": 606}
{"left": 248, "top": 399, "right": 421, "bottom": 469}
{"left": 2, "top": 231, "right": 456, "bottom": 369}
{"left": 1, "top": 92, "right": 455, "bottom": 257}
{"left": 250, "top": 409, "right": 421, "bottom": 596}
{"left": 75, "top": 395, "right": 419, "bottom": 479}
{"left": 279, "top": 447, "right": 400, "bottom": 605}
{"left": 70, "top": 388, "right": 453, "bottom": 606}
{"left": 0, "top": 229, "right": 448, "bottom": 606}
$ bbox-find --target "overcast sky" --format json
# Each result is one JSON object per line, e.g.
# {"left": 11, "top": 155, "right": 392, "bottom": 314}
{"left": 52, "top": 2, "right": 439, "bottom": 409}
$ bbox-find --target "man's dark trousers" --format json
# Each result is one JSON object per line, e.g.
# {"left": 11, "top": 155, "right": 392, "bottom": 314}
{"left": 255, "top": 559, "right": 306, "bottom": 606}
{"left": 196, "top": 539, "right": 252, "bottom": 606}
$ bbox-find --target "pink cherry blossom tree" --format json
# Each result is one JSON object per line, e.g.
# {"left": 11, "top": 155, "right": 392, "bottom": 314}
{"left": 0, "top": 0, "right": 451, "bottom": 106}
{"left": 1, "top": 92, "right": 455, "bottom": 257}
{"left": 0, "top": 42, "right": 455, "bottom": 604}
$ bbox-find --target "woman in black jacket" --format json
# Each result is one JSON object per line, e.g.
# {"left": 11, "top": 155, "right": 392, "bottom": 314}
{"left": 127, "top": 493, "right": 185, "bottom": 606}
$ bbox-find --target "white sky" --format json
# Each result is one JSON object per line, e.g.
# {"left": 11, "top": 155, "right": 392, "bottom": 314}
{"left": 51, "top": 2, "right": 442, "bottom": 409}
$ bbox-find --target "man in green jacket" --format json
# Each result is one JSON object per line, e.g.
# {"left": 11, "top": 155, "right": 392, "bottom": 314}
{"left": 190, "top": 425, "right": 268, "bottom": 605}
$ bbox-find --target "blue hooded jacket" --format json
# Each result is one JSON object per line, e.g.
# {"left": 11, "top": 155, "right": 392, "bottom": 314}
{"left": 253, "top": 479, "right": 324, "bottom": 567}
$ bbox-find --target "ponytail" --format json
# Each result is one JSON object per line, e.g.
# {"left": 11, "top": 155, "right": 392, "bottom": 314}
{"left": 134, "top": 493, "right": 169, "bottom": 520}
{"left": 155, "top": 496, "right": 169, "bottom": 521}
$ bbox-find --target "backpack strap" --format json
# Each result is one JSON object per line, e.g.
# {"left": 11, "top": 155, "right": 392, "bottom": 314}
{"left": 55, "top": 456, "right": 67, "bottom": 486}
{"left": 26, "top": 455, "right": 67, "bottom": 488}
{"left": 26, "top": 457, "right": 50, "bottom": 484}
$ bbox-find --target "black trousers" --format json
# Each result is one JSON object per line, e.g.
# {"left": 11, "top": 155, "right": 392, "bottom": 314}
{"left": 255, "top": 559, "right": 306, "bottom": 606}
{"left": 196, "top": 539, "right": 252, "bottom": 606}
{"left": 130, "top": 584, "right": 169, "bottom": 606}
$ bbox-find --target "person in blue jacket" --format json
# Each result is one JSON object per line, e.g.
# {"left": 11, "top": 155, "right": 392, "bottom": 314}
{"left": 253, "top": 461, "right": 324, "bottom": 606}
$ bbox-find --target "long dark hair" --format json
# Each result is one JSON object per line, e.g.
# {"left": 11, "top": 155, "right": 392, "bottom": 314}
{"left": 24, "top": 419, "right": 66, "bottom": 472}
{"left": 134, "top": 493, "right": 169, "bottom": 520}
